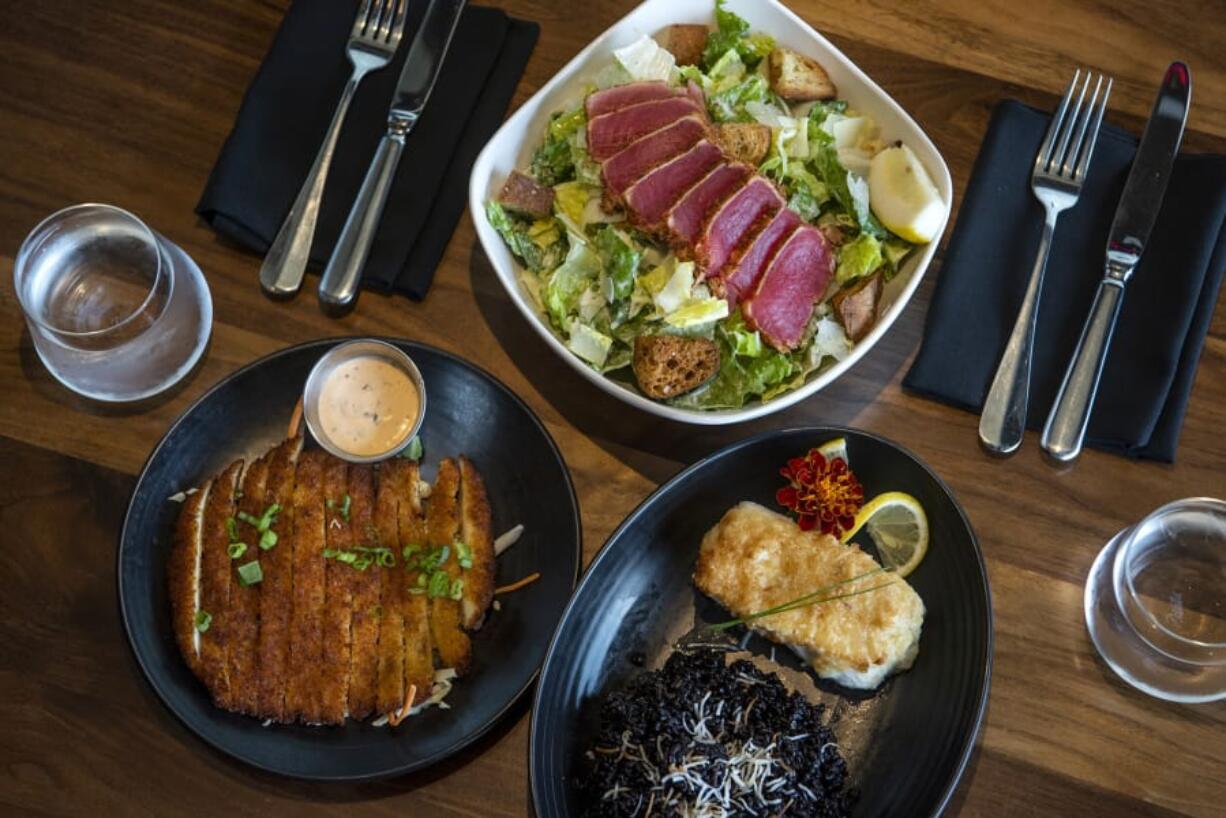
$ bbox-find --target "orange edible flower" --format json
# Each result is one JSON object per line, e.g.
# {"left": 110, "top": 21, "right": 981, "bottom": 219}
{"left": 776, "top": 449, "right": 865, "bottom": 537}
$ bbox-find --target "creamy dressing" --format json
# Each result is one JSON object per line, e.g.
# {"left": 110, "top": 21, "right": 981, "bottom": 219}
{"left": 317, "top": 356, "right": 419, "bottom": 457}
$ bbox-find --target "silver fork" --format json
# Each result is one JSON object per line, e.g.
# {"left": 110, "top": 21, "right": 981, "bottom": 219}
{"left": 978, "top": 70, "right": 1113, "bottom": 455}
{"left": 259, "top": 0, "right": 408, "bottom": 299}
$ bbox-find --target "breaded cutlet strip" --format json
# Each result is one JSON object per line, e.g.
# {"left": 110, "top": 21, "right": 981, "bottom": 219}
{"left": 373, "top": 464, "right": 405, "bottom": 717}
{"left": 388, "top": 459, "right": 433, "bottom": 707}
{"left": 457, "top": 457, "right": 495, "bottom": 631}
{"left": 345, "top": 465, "right": 381, "bottom": 719}
{"left": 427, "top": 459, "right": 472, "bottom": 675}
{"left": 286, "top": 448, "right": 327, "bottom": 724}
{"left": 318, "top": 456, "right": 355, "bottom": 725}
{"left": 227, "top": 454, "right": 270, "bottom": 715}
{"left": 168, "top": 480, "right": 210, "bottom": 680}
{"left": 199, "top": 459, "right": 244, "bottom": 707}
{"left": 256, "top": 434, "right": 303, "bottom": 721}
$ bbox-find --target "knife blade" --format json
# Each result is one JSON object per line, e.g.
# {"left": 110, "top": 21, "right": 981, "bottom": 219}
{"left": 1104, "top": 62, "right": 1191, "bottom": 276}
{"left": 1041, "top": 62, "right": 1191, "bottom": 462}
{"left": 318, "top": 0, "right": 468, "bottom": 314}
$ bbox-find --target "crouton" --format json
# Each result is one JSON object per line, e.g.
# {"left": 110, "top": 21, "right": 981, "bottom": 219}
{"left": 633, "top": 334, "right": 720, "bottom": 399}
{"left": 716, "top": 123, "right": 772, "bottom": 165}
{"left": 768, "top": 47, "right": 837, "bottom": 102}
{"left": 831, "top": 271, "right": 883, "bottom": 342}
{"left": 497, "top": 170, "right": 555, "bottom": 219}
{"left": 659, "top": 24, "right": 709, "bottom": 67}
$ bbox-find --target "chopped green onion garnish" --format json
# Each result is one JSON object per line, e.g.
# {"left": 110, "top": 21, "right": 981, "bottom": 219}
{"left": 417, "top": 573, "right": 429, "bottom": 588}
{"left": 237, "top": 511, "right": 260, "bottom": 527}
{"left": 399, "top": 437, "right": 424, "bottom": 461}
{"left": 378, "top": 550, "right": 395, "bottom": 568}
{"left": 194, "top": 609, "right": 212, "bottom": 633}
{"left": 408, "top": 587, "right": 426, "bottom": 595}
{"left": 326, "top": 498, "right": 335, "bottom": 511}
{"left": 259, "top": 529, "right": 278, "bottom": 550}
{"left": 449, "top": 577, "right": 464, "bottom": 601}
{"left": 354, "top": 553, "right": 373, "bottom": 571}
{"left": 227, "top": 542, "right": 248, "bottom": 560}
{"left": 339, "top": 494, "right": 351, "bottom": 522}
{"left": 455, "top": 541, "right": 472, "bottom": 563}
{"left": 427, "top": 571, "right": 452, "bottom": 598}
{"left": 237, "top": 560, "right": 264, "bottom": 587}
{"left": 234, "top": 489, "right": 244, "bottom": 499}
{"left": 403, "top": 544, "right": 421, "bottom": 561}
{"left": 226, "top": 517, "right": 239, "bottom": 541}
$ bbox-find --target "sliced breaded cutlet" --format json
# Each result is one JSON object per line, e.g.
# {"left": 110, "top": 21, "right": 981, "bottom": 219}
{"left": 427, "top": 459, "right": 472, "bottom": 675}
{"left": 373, "top": 464, "right": 406, "bottom": 717}
{"left": 199, "top": 459, "right": 244, "bottom": 707}
{"left": 227, "top": 454, "right": 270, "bottom": 715}
{"left": 318, "top": 455, "right": 355, "bottom": 725}
{"left": 386, "top": 458, "right": 434, "bottom": 710}
{"left": 457, "top": 456, "right": 496, "bottom": 631}
{"left": 255, "top": 434, "right": 303, "bottom": 721}
{"left": 286, "top": 448, "right": 328, "bottom": 724}
{"left": 168, "top": 480, "right": 210, "bottom": 681}
{"left": 694, "top": 501, "right": 925, "bottom": 690}
{"left": 345, "top": 465, "right": 381, "bottom": 720}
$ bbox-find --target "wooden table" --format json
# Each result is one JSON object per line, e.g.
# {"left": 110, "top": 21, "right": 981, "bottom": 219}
{"left": 2, "top": 1, "right": 1224, "bottom": 815}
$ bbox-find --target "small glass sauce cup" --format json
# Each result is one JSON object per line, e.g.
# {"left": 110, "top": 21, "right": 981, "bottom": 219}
{"left": 302, "top": 339, "right": 426, "bottom": 464}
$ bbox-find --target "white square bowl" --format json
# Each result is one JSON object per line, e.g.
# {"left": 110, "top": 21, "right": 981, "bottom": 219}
{"left": 468, "top": 0, "right": 951, "bottom": 425}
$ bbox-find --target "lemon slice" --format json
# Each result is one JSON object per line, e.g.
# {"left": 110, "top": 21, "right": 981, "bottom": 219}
{"left": 817, "top": 436, "right": 849, "bottom": 464}
{"left": 841, "top": 491, "right": 929, "bottom": 577}
{"left": 868, "top": 145, "right": 945, "bottom": 244}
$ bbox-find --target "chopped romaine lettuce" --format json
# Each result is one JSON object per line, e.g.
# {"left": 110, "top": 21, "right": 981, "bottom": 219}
{"left": 653, "top": 259, "right": 696, "bottom": 314}
{"left": 567, "top": 319, "right": 613, "bottom": 367}
{"left": 543, "top": 239, "right": 601, "bottom": 328}
{"left": 835, "top": 232, "right": 883, "bottom": 284}
{"left": 594, "top": 227, "right": 641, "bottom": 304}
{"left": 664, "top": 297, "right": 729, "bottom": 329}
{"left": 707, "top": 48, "right": 747, "bottom": 89}
{"left": 882, "top": 237, "right": 913, "bottom": 279}
{"left": 708, "top": 74, "right": 772, "bottom": 123}
{"left": 531, "top": 106, "right": 586, "bottom": 186}
{"left": 702, "top": 0, "right": 775, "bottom": 70}
{"left": 723, "top": 312, "right": 763, "bottom": 357}
{"left": 614, "top": 35, "right": 676, "bottom": 82}
{"left": 486, "top": 201, "right": 566, "bottom": 273}
{"left": 673, "top": 321, "right": 796, "bottom": 409}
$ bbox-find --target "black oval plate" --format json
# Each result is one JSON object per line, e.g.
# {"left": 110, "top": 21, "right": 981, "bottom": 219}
{"left": 530, "top": 427, "right": 991, "bottom": 817}
{"left": 119, "top": 338, "right": 581, "bottom": 780}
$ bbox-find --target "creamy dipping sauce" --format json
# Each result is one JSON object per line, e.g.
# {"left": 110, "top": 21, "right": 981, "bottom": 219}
{"left": 317, "top": 355, "right": 420, "bottom": 457}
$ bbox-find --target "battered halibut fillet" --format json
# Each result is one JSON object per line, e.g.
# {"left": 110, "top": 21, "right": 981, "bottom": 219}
{"left": 694, "top": 502, "right": 925, "bottom": 689}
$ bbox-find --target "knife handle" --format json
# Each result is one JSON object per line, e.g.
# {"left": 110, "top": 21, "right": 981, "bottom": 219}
{"left": 1041, "top": 279, "right": 1126, "bottom": 462}
{"left": 318, "top": 129, "right": 406, "bottom": 314}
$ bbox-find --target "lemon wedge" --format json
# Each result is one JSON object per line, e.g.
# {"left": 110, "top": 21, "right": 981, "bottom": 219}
{"left": 817, "top": 437, "right": 849, "bottom": 464}
{"left": 868, "top": 145, "right": 945, "bottom": 244}
{"left": 841, "top": 491, "right": 929, "bottom": 577}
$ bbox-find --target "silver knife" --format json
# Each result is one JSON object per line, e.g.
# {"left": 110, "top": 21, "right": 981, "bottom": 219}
{"left": 1040, "top": 62, "right": 1191, "bottom": 461}
{"left": 318, "top": 0, "right": 467, "bottom": 314}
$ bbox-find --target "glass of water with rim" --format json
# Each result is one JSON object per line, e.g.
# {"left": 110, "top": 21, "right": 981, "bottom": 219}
{"left": 1085, "top": 497, "right": 1226, "bottom": 702}
{"left": 14, "top": 203, "right": 212, "bottom": 402}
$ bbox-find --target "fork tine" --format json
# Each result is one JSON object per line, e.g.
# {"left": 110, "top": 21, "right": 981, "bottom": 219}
{"left": 1051, "top": 72, "right": 1090, "bottom": 173}
{"left": 352, "top": 0, "right": 373, "bottom": 38}
{"left": 1073, "top": 77, "right": 1113, "bottom": 182}
{"left": 1061, "top": 74, "right": 1102, "bottom": 177}
{"left": 376, "top": 0, "right": 396, "bottom": 42}
{"left": 1035, "top": 70, "right": 1081, "bottom": 175}
{"left": 387, "top": 0, "right": 409, "bottom": 46}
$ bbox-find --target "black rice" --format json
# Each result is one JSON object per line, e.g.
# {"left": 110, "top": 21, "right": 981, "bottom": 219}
{"left": 579, "top": 647, "right": 857, "bottom": 817}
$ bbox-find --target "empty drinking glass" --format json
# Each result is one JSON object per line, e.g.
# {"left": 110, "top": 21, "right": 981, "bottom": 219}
{"left": 14, "top": 204, "right": 212, "bottom": 402}
{"left": 1085, "top": 498, "right": 1226, "bottom": 702}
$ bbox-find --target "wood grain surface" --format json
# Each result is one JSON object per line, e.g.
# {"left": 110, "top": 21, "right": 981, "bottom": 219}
{"left": 2, "top": 1, "right": 1225, "bottom": 816}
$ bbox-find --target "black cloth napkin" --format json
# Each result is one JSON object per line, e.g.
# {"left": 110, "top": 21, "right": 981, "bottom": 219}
{"left": 196, "top": 0, "right": 539, "bottom": 300}
{"left": 904, "top": 99, "right": 1226, "bottom": 461}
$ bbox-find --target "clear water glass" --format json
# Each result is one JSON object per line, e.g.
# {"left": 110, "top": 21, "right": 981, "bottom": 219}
{"left": 1085, "top": 498, "right": 1226, "bottom": 702}
{"left": 14, "top": 204, "right": 212, "bottom": 402}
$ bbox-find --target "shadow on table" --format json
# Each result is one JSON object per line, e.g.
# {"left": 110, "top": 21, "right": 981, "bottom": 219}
{"left": 466, "top": 237, "right": 921, "bottom": 486}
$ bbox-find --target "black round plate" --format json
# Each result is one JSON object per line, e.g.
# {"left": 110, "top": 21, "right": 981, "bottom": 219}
{"left": 530, "top": 427, "right": 991, "bottom": 817}
{"left": 119, "top": 338, "right": 581, "bottom": 780}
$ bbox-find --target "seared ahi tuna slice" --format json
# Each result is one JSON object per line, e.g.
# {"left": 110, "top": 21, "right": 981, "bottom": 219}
{"left": 696, "top": 177, "right": 785, "bottom": 279}
{"left": 624, "top": 142, "right": 724, "bottom": 227}
{"left": 585, "top": 81, "right": 675, "bottom": 119}
{"left": 602, "top": 117, "right": 709, "bottom": 196}
{"left": 742, "top": 225, "right": 834, "bottom": 351}
{"left": 718, "top": 208, "right": 802, "bottom": 306}
{"left": 665, "top": 163, "right": 751, "bottom": 247}
{"left": 587, "top": 97, "right": 704, "bottom": 161}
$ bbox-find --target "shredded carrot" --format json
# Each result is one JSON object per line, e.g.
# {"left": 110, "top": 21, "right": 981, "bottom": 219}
{"left": 494, "top": 572, "right": 541, "bottom": 595}
{"left": 287, "top": 396, "right": 304, "bottom": 440}
{"left": 387, "top": 683, "right": 418, "bottom": 728}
